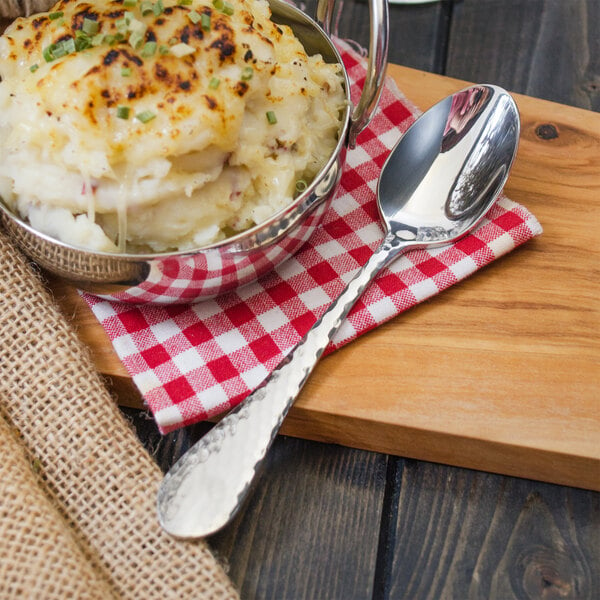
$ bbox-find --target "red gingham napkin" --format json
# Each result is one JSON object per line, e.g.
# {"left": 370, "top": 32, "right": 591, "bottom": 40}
{"left": 83, "top": 42, "right": 542, "bottom": 433}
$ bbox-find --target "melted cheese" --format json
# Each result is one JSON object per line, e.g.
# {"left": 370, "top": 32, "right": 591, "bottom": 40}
{"left": 0, "top": 0, "right": 345, "bottom": 252}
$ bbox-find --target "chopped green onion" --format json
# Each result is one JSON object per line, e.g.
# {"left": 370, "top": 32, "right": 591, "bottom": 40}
{"left": 153, "top": 0, "right": 164, "bottom": 16}
{"left": 295, "top": 179, "right": 308, "bottom": 193}
{"left": 168, "top": 36, "right": 179, "bottom": 45}
{"left": 44, "top": 37, "right": 85, "bottom": 62}
{"left": 42, "top": 44, "right": 55, "bottom": 62}
{"left": 201, "top": 12, "right": 211, "bottom": 30}
{"left": 212, "top": 0, "right": 234, "bottom": 13}
{"left": 48, "top": 11, "right": 64, "bottom": 20}
{"left": 158, "top": 44, "right": 170, "bottom": 55}
{"left": 74, "top": 31, "right": 92, "bottom": 51}
{"left": 124, "top": 11, "right": 135, "bottom": 25}
{"left": 62, "top": 37, "right": 77, "bottom": 54}
{"left": 140, "top": 1, "right": 154, "bottom": 15}
{"left": 115, "top": 17, "right": 128, "bottom": 33}
{"left": 178, "top": 0, "right": 193, "bottom": 4}
{"left": 209, "top": 77, "right": 220, "bottom": 89}
{"left": 29, "top": 64, "right": 39, "bottom": 73}
{"left": 124, "top": 0, "right": 138, "bottom": 6}
{"left": 117, "top": 105, "right": 131, "bottom": 119}
{"left": 129, "top": 31, "right": 144, "bottom": 49}
{"left": 266, "top": 110, "right": 277, "bottom": 124}
{"left": 121, "top": 67, "right": 132, "bottom": 76}
{"left": 91, "top": 33, "right": 105, "bottom": 46}
{"left": 241, "top": 66, "right": 253, "bottom": 80}
{"left": 82, "top": 17, "right": 99, "bottom": 35}
{"left": 136, "top": 110, "right": 156, "bottom": 123}
{"left": 50, "top": 42, "right": 67, "bottom": 59}
{"left": 188, "top": 10, "right": 201, "bottom": 24}
{"left": 141, "top": 41, "right": 157, "bottom": 57}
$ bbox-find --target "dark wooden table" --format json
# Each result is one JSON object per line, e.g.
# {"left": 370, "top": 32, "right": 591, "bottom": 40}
{"left": 125, "top": 1, "right": 600, "bottom": 597}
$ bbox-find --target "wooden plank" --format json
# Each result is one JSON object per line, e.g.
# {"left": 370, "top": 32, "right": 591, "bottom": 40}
{"left": 303, "top": 0, "right": 445, "bottom": 70}
{"left": 446, "top": 0, "right": 600, "bottom": 111}
{"left": 384, "top": 459, "right": 600, "bottom": 598}
{"left": 209, "top": 439, "right": 387, "bottom": 598}
{"left": 122, "top": 407, "right": 388, "bottom": 599}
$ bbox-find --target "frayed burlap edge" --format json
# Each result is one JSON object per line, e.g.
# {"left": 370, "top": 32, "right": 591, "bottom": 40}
{"left": 0, "top": 227, "right": 239, "bottom": 599}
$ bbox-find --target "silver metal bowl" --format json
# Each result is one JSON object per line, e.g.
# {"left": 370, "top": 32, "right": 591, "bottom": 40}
{"left": 0, "top": 0, "right": 388, "bottom": 304}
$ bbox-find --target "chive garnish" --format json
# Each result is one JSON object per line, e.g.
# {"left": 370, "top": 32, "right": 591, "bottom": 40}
{"left": 82, "top": 17, "right": 99, "bottom": 35}
{"left": 48, "top": 11, "right": 64, "bottom": 20}
{"left": 188, "top": 10, "right": 201, "bottom": 24}
{"left": 153, "top": 0, "right": 164, "bottom": 16}
{"left": 62, "top": 37, "right": 77, "bottom": 54}
{"left": 115, "top": 17, "right": 128, "bottom": 33}
{"left": 129, "top": 31, "right": 144, "bottom": 49}
{"left": 74, "top": 31, "right": 93, "bottom": 51}
{"left": 141, "top": 41, "right": 157, "bottom": 57}
{"left": 42, "top": 44, "right": 56, "bottom": 62}
{"left": 295, "top": 179, "right": 308, "bottom": 193}
{"left": 209, "top": 77, "right": 220, "bottom": 89}
{"left": 124, "top": 0, "right": 138, "bottom": 6}
{"left": 211, "top": 0, "right": 233, "bottom": 15}
{"left": 29, "top": 64, "right": 39, "bottom": 73}
{"left": 117, "top": 106, "right": 131, "bottom": 119}
{"left": 266, "top": 111, "right": 277, "bottom": 124}
{"left": 121, "top": 67, "right": 132, "bottom": 76}
{"left": 201, "top": 12, "right": 211, "bottom": 30}
{"left": 140, "top": 1, "right": 154, "bottom": 15}
{"left": 241, "top": 66, "right": 253, "bottom": 80}
{"left": 136, "top": 110, "right": 156, "bottom": 123}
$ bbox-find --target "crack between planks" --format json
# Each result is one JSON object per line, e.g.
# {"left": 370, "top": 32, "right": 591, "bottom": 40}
{"left": 433, "top": 0, "right": 457, "bottom": 75}
{"left": 372, "top": 455, "right": 403, "bottom": 600}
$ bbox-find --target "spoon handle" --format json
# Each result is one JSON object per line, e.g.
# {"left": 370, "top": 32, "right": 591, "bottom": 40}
{"left": 157, "top": 232, "right": 410, "bottom": 538}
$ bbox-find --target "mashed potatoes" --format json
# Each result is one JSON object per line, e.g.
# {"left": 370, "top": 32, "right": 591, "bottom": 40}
{"left": 0, "top": 0, "right": 345, "bottom": 253}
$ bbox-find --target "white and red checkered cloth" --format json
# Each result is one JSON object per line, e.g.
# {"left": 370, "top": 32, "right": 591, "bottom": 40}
{"left": 84, "top": 43, "right": 542, "bottom": 433}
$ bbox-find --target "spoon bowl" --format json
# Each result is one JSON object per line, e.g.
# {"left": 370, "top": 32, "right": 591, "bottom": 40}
{"left": 157, "top": 84, "right": 520, "bottom": 538}
{"left": 379, "top": 84, "right": 519, "bottom": 243}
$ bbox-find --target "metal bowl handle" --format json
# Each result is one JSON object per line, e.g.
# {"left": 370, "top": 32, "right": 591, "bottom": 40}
{"left": 316, "top": 0, "right": 389, "bottom": 148}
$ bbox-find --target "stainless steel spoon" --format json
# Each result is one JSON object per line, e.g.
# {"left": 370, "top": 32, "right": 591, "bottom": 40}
{"left": 157, "top": 84, "right": 520, "bottom": 538}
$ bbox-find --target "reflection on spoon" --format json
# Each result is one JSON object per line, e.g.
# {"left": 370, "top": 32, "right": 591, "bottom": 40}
{"left": 157, "top": 84, "right": 521, "bottom": 539}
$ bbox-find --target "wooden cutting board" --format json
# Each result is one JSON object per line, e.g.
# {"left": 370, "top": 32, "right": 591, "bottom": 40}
{"left": 47, "top": 65, "right": 600, "bottom": 492}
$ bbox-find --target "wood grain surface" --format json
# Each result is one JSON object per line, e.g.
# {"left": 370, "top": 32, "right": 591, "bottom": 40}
{"left": 126, "top": 408, "right": 599, "bottom": 599}
{"left": 447, "top": 0, "right": 600, "bottom": 112}
{"left": 47, "top": 64, "right": 600, "bottom": 492}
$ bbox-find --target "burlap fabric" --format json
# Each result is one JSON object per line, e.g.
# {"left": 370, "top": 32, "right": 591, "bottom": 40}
{"left": 0, "top": 227, "right": 239, "bottom": 598}
{"left": 0, "top": 0, "right": 55, "bottom": 19}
